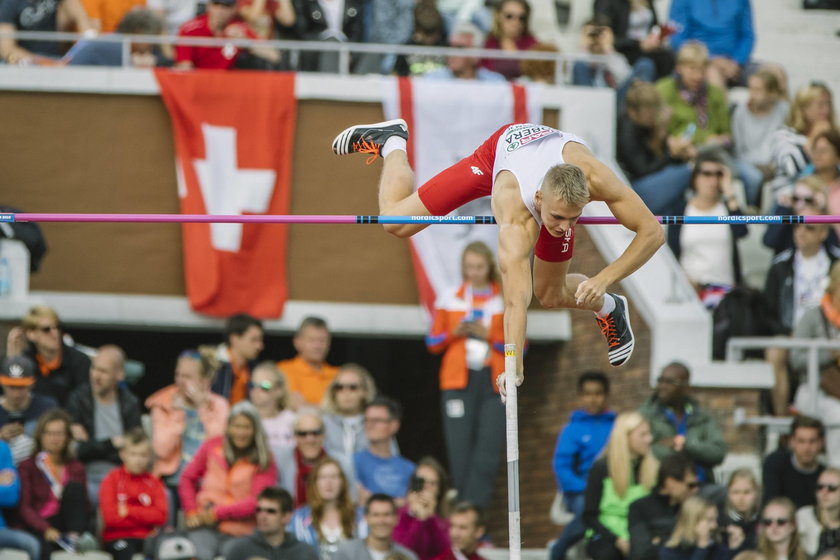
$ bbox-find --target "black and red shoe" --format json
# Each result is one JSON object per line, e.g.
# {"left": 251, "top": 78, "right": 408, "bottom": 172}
{"left": 332, "top": 119, "right": 409, "bottom": 164}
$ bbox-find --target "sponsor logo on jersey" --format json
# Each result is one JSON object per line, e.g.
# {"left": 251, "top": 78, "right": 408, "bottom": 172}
{"left": 504, "top": 124, "right": 557, "bottom": 152}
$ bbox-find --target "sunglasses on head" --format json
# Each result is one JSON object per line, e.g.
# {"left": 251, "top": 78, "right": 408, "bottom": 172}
{"left": 503, "top": 12, "right": 526, "bottom": 21}
{"left": 295, "top": 429, "right": 323, "bottom": 438}
{"left": 698, "top": 169, "right": 724, "bottom": 178}
{"left": 817, "top": 483, "right": 840, "bottom": 492}
{"left": 762, "top": 518, "right": 789, "bottom": 527}
{"left": 334, "top": 383, "right": 360, "bottom": 391}
{"left": 179, "top": 349, "right": 201, "bottom": 360}
{"left": 248, "top": 380, "right": 274, "bottom": 391}
{"left": 256, "top": 506, "right": 279, "bottom": 514}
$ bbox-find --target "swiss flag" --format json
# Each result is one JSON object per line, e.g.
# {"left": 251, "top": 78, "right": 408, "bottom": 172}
{"left": 382, "top": 77, "right": 543, "bottom": 313}
{"left": 155, "top": 70, "right": 296, "bottom": 318}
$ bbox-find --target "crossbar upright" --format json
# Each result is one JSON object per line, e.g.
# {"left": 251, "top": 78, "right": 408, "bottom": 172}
{"left": 504, "top": 344, "right": 521, "bottom": 560}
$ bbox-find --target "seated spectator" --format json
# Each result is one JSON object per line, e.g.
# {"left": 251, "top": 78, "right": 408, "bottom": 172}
{"left": 175, "top": 0, "right": 280, "bottom": 69}
{"left": 394, "top": 0, "right": 447, "bottom": 77}
{"left": 228, "top": 486, "right": 318, "bottom": 560}
{"left": 628, "top": 453, "right": 699, "bottom": 560}
{"left": 518, "top": 43, "right": 558, "bottom": 84}
{"left": 550, "top": 371, "right": 615, "bottom": 560}
{"left": 274, "top": 408, "right": 328, "bottom": 508}
{"left": 355, "top": 398, "right": 416, "bottom": 504}
{"left": 659, "top": 496, "right": 742, "bottom": 560}
{"left": 145, "top": 347, "right": 230, "bottom": 522}
{"left": 0, "top": 356, "right": 56, "bottom": 465}
{"left": 99, "top": 428, "right": 167, "bottom": 560}
{"left": 432, "top": 502, "right": 484, "bottom": 560}
{"left": 5, "top": 305, "right": 90, "bottom": 407}
{"left": 667, "top": 0, "right": 754, "bottom": 89}
{"left": 617, "top": 81, "right": 694, "bottom": 216}
{"left": 65, "top": 9, "right": 168, "bottom": 67}
{"left": 354, "top": 0, "right": 413, "bottom": 75}
{"left": 435, "top": 0, "right": 489, "bottom": 37}
{"left": 763, "top": 415, "right": 825, "bottom": 509}
{"left": 425, "top": 241, "right": 504, "bottom": 511}
{"left": 18, "top": 409, "right": 89, "bottom": 557}
{"left": 583, "top": 411, "right": 659, "bottom": 560}
{"left": 764, "top": 216, "right": 838, "bottom": 416}
{"left": 0, "top": 439, "right": 41, "bottom": 560}
{"left": 758, "top": 497, "right": 809, "bottom": 560}
{"left": 393, "top": 457, "right": 451, "bottom": 560}
{"left": 809, "top": 131, "right": 840, "bottom": 229}
{"left": 179, "top": 401, "right": 278, "bottom": 560}
{"left": 667, "top": 152, "right": 748, "bottom": 306}
{"left": 0, "top": 0, "right": 92, "bottom": 63}
{"left": 770, "top": 82, "right": 838, "bottom": 205}
{"left": 720, "top": 468, "right": 761, "bottom": 553}
{"left": 65, "top": 344, "right": 142, "bottom": 508}
{"left": 236, "top": 0, "right": 294, "bottom": 38}
{"left": 797, "top": 467, "right": 840, "bottom": 557}
{"left": 249, "top": 361, "right": 296, "bottom": 450}
{"left": 322, "top": 364, "right": 378, "bottom": 499}
{"left": 571, "top": 15, "right": 633, "bottom": 94}
{"left": 279, "top": 316, "right": 339, "bottom": 408}
{"left": 213, "top": 314, "right": 265, "bottom": 405}
{"left": 291, "top": 0, "right": 363, "bottom": 72}
{"left": 288, "top": 457, "right": 364, "bottom": 558}
{"left": 594, "top": 0, "right": 674, "bottom": 80}
{"left": 791, "top": 264, "right": 840, "bottom": 466}
{"left": 334, "top": 494, "right": 419, "bottom": 560}
{"left": 422, "top": 22, "right": 506, "bottom": 81}
{"left": 763, "top": 177, "right": 837, "bottom": 255}
{"left": 639, "top": 361, "right": 727, "bottom": 483}
{"left": 731, "top": 68, "right": 790, "bottom": 200}
{"left": 479, "top": 0, "right": 537, "bottom": 81}
{"left": 82, "top": 0, "right": 144, "bottom": 32}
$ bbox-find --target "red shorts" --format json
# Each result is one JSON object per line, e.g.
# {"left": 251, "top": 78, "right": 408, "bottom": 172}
{"left": 417, "top": 124, "right": 510, "bottom": 216}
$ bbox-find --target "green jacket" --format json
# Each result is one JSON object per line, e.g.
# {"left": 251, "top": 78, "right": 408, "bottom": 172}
{"left": 584, "top": 457, "right": 650, "bottom": 543}
{"left": 655, "top": 77, "right": 731, "bottom": 146}
{"left": 638, "top": 395, "right": 727, "bottom": 480}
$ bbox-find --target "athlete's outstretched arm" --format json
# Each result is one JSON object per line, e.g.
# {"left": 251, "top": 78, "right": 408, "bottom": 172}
{"left": 492, "top": 175, "right": 540, "bottom": 392}
{"left": 564, "top": 142, "right": 665, "bottom": 306}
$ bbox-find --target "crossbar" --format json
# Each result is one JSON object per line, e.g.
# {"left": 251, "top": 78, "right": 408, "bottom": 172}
{"left": 1, "top": 213, "right": 834, "bottom": 225}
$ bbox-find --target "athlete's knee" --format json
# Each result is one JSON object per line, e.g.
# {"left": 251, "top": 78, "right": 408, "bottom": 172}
{"left": 535, "top": 286, "right": 573, "bottom": 309}
{"left": 382, "top": 223, "right": 414, "bottom": 238}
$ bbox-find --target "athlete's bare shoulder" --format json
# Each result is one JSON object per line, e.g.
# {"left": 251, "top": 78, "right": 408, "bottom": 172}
{"left": 492, "top": 170, "right": 533, "bottom": 226}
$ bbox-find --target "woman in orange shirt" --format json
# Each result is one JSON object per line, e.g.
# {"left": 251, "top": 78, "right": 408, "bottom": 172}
{"left": 426, "top": 241, "right": 506, "bottom": 511}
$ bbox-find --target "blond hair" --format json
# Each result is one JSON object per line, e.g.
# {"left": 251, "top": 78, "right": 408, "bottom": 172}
{"left": 726, "top": 468, "right": 761, "bottom": 518}
{"left": 758, "top": 497, "right": 807, "bottom": 560}
{"left": 540, "top": 164, "right": 590, "bottom": 208}
{"left": 252, "top": 361, "right": 290, "bottom": 410}
{"left": 321, "top": 363, "right": 378, "bottom": 414}
{"left": 787, "top": 83, "right": 838, "bottom": 134}
{"left": 22, "top": 305, "right": 59, "bottom": 331}
{"left": 666, "top": 496, "right": 717, "bottom": 547}
{"left": 606, "top": 411, "right": 658, "bottom": 498}
{"left": 676, "top": 41, "right": 709, "bottom": 66}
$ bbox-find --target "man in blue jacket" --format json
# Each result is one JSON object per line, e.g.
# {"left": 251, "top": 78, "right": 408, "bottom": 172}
{"left": 550, "top": 371, "right": 616, "bottom": 560}
{"left": 0, "top": 439, "right": 41, "bottom": 559}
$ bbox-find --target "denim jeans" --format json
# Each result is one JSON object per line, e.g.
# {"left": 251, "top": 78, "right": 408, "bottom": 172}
{"left": 0, "top": 526, "right": 41, "bottom": 560}
{"left": 631, "top": 163, "right": 693, "bottom": 216}
{"left": 549, "top": 492, "right": 586, "bottom": 560}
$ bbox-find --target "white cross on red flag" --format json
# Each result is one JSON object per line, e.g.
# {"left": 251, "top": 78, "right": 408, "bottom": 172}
{"left": 155, "top": 70, "right": 297, "bottom": 318}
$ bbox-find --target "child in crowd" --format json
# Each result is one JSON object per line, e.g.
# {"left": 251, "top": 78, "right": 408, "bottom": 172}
{"left": 100, "top": 428, "right": 168, "bottom": 560}
{"left": 721, "top": 468, "right": 761, "bottom": 552}
{"left": 660, "top": 496, "right": 742, "bottom": 560}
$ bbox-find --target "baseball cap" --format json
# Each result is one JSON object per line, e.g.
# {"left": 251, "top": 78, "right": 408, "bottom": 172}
{"left": 157, "top": 535, "right": 198, "bottom": 560}
{"left": 0, "top": 356, "right": 36, "bottom": 387}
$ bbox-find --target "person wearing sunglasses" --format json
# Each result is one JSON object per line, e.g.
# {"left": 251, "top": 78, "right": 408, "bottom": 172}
{"left": 667, "top": 150, "right": 748, "bottom": 309}
{"left": 5, "top": 305, "right": 90, "bottom": 407}
{"left": 758, "top": 497, "right": 809, "bottom": 560}
{"left": 627, "top": 453, "right": 699, "bottom": 560}
{"left": 660, "top": 496, "right": 742, "bottom": 560}
{"left": 227, "top": 486, "right": 317, "bottom": 560}
{"left": 479, "top": 0, "right": 537, "bottom": 80}
{"left": 179, "top": 401, "right": 277, "bottom": 560}
{"left": 249, "top": 361, "right": 296, "bottom": 451}
{"left": 274, "top": 408, "right": 328, "bottom": 508}
{"left": 797, "top": 468, "right": 840, "bottom": 557}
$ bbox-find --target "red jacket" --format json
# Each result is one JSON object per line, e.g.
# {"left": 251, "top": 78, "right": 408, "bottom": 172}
{"left": 100, "top": 466, "right": 168, "bottom": 542}
{"left": 426, "top": 282, "right": 505, "bottom": 392}
{"left": 17, "top": 456, "right": 87, "bottom": 533}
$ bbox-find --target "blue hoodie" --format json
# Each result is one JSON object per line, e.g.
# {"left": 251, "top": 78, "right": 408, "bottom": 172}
{"left": 552, "top": 410, "right": 616, "bottom": 494}
{"left": 669, "top": 0, "right": 755, "bottom": 66}
{"left": 0, "top": 441, "right": 20, "bottom": 529}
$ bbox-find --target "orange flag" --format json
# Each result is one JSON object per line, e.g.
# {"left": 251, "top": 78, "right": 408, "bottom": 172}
{"left": 156, "top": 69, "right": 296, "bottom": 318}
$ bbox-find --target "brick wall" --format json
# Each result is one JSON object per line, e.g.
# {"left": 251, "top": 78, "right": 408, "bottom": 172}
{"left": 482, "top": 226, "right": 764, "bottom": 548}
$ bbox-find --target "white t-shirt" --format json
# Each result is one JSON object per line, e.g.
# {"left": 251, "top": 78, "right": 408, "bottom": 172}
{"left": 794, "top": 249, "right": 830, "bottom": 325}
{"left": 147, "top": 0, "right": 201, "bottom": 35}
{"left": 491, "top": 124, "right": 588, "bottom": 226}
{"left": 680, "top": 201, "right": 735, "bottom": 286}
{"left": 261, "top": 409, "right": 296, "bottom": 450}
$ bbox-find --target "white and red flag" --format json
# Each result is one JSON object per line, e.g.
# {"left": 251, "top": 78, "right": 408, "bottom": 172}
{"left": 382, "top": 77, "right": 543, "bottom": 312}
{"left": 156, "top": 69, "right": 296, "bottom": 318}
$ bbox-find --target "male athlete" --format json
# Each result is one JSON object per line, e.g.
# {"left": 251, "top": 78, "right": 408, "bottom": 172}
{"left": 332, "top": 120, "right": 664, "bottom": 390}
